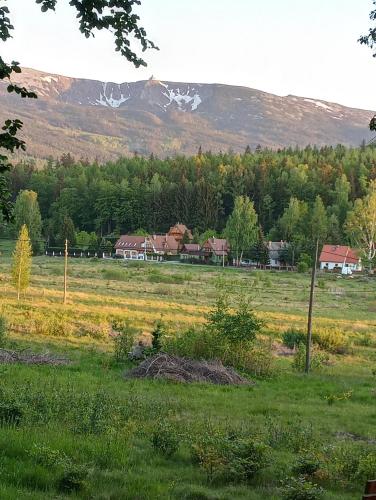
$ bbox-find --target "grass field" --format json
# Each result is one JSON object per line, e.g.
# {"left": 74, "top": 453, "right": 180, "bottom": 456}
{"left": 0, "top": 239, "right": 376, "bottom": 499}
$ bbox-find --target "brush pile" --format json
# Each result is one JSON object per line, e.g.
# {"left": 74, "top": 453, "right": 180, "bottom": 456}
{"left": 126, "top": 353, "right": 252, "bottom": 385}
{"left": 0, "top": 348, "right": 70, "bottom": 366}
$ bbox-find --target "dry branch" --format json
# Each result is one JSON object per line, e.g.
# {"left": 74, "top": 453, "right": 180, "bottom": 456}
{"left": 125, "top": 353, "right": 253, "bottom": 385}
{"left": 0, "top": 348, "right": 70, "bottom": 366}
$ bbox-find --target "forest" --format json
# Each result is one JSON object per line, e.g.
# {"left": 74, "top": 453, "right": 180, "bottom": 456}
{"left": 1, "top": 144, "right": 376, "bottom": 264}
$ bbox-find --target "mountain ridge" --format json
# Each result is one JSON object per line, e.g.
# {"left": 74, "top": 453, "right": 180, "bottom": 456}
{"left": 0, "top": 67, "right": 374, "bottom": 161}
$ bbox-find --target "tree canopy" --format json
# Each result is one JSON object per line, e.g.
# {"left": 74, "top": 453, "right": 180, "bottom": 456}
{"left": 359, "top": 0, "right": 376, "bottom": 131}
{"left": 0, "top": 0, "right": 156, "bottom": 220}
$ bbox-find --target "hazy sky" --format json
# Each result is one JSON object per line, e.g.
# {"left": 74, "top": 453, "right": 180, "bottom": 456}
{"left": 2, "top": 0, "right": 376, "bottom": 110}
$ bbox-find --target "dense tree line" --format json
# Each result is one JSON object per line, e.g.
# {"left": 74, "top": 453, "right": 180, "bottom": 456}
{"left": 1, "top": 145, "right": 376, "bottom": 265}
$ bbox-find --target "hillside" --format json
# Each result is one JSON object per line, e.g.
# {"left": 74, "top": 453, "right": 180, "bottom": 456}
{"left": 0, "top": 67, "right": 374, "bottom": 160}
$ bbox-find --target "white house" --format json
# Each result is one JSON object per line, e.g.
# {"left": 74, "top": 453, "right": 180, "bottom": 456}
{"left": 319, "top": 245, "right": 362, "bottom": 273}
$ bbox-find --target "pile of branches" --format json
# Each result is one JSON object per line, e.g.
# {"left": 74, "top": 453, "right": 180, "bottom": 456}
{"left": 0, "top": 348, "right": 70, "bottom": 366}
{"left": 126, "top": 353, "right": 252, "bottom": 385}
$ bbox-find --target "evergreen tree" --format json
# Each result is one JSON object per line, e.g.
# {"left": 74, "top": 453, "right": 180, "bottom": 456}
{"left": 58, "top": 216, "right": 76, "bottom": 246}
{"left": 13, "top": 190, "right": 42, "bottom": 253}
{"left": 182, "top": 230, "right": 191, "bottom": 245}
{"left": 11, "top": 224, "right": 32, "bottom": 300}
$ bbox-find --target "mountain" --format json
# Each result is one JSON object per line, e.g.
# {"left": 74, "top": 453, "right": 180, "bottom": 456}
{"left": 0, "top": 67, "right": 374, "bottom": 161}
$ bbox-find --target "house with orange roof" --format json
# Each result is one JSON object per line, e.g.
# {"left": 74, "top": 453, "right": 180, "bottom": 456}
{"left": 201, "top": 237, "right": 230, "bottom": 265}
{"left": 319, "top": 244, "right": 362, "bottom": 273}
{"left": 168, "top": 223, "right": 193, "bottom": 246}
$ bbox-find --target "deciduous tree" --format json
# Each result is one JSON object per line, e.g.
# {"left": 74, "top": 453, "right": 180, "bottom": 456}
{"left": 345, "top": 180, "right": 376, "bottom": 270}
{"left": 225, "top": 195, "right": 258, "bottom": 265}
{"left": 11, "top": 224, "right": 32, "bottom": 300}
{"left": 13, "top": 190, "right": 42, "bottom": 253}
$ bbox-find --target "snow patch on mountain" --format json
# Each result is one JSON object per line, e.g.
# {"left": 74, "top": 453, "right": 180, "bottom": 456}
{"left": 304, "top": 98, "right": 332, "bottom": 111}
{"left": 94, "top": 82, "right": 131, "bottom": 108}
{"left": 161, "top": 85, "right": 202, "bottom": 111}
{"left": 41, "top": 75, "right": 59, "bottom": 84}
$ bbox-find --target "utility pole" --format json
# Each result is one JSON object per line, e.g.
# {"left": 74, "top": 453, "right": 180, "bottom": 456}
{"left": 305, "top": 239, "right": 319, "bottom": 373}
{"left": 222, "top": 243, "right": 225, "bottom": 268}
{"left": 63, "top": 239, "right": 68, "bottom": 305}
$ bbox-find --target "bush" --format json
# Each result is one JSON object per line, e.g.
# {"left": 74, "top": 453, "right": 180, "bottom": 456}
{"left": 232, "top": 343, "right": 276, "bottom": 378}
{"left": 164, "top": 328, "right": 274, "bottom": 377}
{"left": 281, "top": 476, "right": 324, "bottom": 500}
{"left": 330, "top": 444, "right": 376, "bottom": 484}
{"left": 164, "top": 327, "right": 222, "bottom": 361}
{"left": 57, "top": 463, "right": 88, "bottom": 493}
{"left": 297, "top": 262, "right": 309, "bottom": 273}
{"left": 293, "top": 454, "right": 321, "bottom": 477}
{"left": 192, "top": 427, "right": 270, "bottom": 484}
{"left": 292, "top": 345, "right": 329, "bottom": 372}
{"left": 0, "top": 400, "right": 23, "bottom": 426}
{"left": 355, "top": 333, "right": 376, "bottom": 347}
{"left": 0, "top": 315, "right": 7, "bottom": 347}
{"left": 112, "top": 320, "right": 138, "bottom": 362}
{"left": 282, "top": 329, "right": 306, "bottom": 349}
{"left": 30, "top": 444, "right": 69, "bottom": 468}
{"left": 151, "top": 320, "right": 166, "bottom": 352}
{"left": 151, "top": 421, "right": 180, "bottom": 458}
{"left": 207, "top": 295, "right": 263, "bottom": 345}
{"left": 312, "top": 329, "right": 350, "bottom": 354}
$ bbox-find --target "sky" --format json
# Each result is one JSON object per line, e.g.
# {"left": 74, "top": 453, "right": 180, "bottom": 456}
{"left": 2, "top": 0, "right": 376, "bottom": 110}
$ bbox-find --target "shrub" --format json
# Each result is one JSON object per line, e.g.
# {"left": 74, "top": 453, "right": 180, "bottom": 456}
{"left": 207, "top": 295, "right": 263, "bottom": 345}
{"left": 151, "top": 421, "right": 180, "bottom": 458}
{"left": 164, "top": 327, "right": 223, "bottom": 361}
{"left": 30, "top": 444, "right": 69, "bottom": 468}
{"left": 297, "top": 262, "right": 308, "bottom": 273}
{"left": 151, "top": 320, "right": 166, "bottom": 352}
{"left": 57, "top": 463, "right": 88, "bottom": 493}
{"left": 0, "top": 400, "right": 23, "bottom": 427}
{"left": 231, "top": 343, "right": 276, "bottom": 378}
{"left": 282, "top": 329, "right": 306, "bottom": 349}
{"left": 164, "top": 328, "right": 274, "bottom": 377}
{"left": 292, "top": 345, "right": 329, "bottom": 372}
{"left": 293, "top": 454, "right": 321, "bottom": 477}
{"left": 355, "top": 333, "right": 376, "bottom": 347}
{"left": 312, "top": 329, "right": 350, "bottom": 354}
{"left": 0, "top": 315, "right": 7, "bottom": 347}
{"left": 297, "top": 253, "right": 312, "bottom": 274}
{"left": 330, "top": 444, "right": 376, "bottom": 483}
{"left": 192, "top": 427, "right": 270, "bottom": 484}
{"left": 281, "top": 476, "right": 324, "bottom": 500}
{"left": 112, "top": 320, "right": 138, "bottom": 362}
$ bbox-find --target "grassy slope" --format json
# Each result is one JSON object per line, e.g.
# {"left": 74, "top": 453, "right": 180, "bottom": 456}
{"left": 0, "top": 241, "right": 375, "bottom": 499}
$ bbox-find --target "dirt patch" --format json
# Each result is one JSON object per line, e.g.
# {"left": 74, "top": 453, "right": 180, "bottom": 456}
{"left": 125, "top": 354, "right": 252, "bottom": 385}
{"left": 272, "top": 342, "right": 295, "bottom": 357}
{"left": 0, "top": 348, "right": 70, "bottom": 366}
{"left": 336, "top": 431, "right": 376, "bottom": 445}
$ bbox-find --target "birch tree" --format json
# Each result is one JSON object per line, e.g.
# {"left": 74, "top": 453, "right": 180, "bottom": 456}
{"left": 11, "top": 224, "right": 32, "bottom": 300}
{"left": 345, "top": 180, "right": 376, "bottom": 270}
{"left": 225, "top": 195, "right": 258, "bottom": 265}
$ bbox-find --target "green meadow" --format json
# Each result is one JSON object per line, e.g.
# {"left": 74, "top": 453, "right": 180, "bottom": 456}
{"left": 0, "top": 240, "right": 375, "bottom": 499}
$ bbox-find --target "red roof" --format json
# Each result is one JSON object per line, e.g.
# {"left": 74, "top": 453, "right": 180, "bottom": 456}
{"left": 319, "top": 245, "right": 359, "bottom": 265}
{"left": 204, "top": 238, "right": 230, "bottom": 256}
{"left": 181, "top": 243, "right": 201, "bottom": 254}
{"left": 149, "top": 234, "right": 179, "bottom": 253}
{"left": 115, "top": 235, "right": 145, "bottom": 251}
